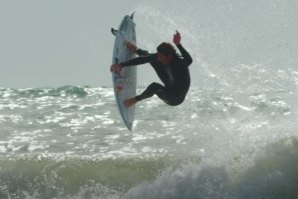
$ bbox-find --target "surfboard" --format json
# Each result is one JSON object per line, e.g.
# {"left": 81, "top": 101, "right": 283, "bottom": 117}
{"left": 111, "top": 14, "right": 137, "bottom": 131}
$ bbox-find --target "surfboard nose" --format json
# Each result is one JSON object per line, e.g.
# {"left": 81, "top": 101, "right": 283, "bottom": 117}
{"left": 130, "top": 12, "right": 135, "bottom": 19}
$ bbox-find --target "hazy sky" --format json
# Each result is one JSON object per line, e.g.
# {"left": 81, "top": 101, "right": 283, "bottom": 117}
{"left": 1, "top": 0, "right": 297, "bottom": 88}
{"left": 0, "top": 0, "right": 140, "bottom": 88}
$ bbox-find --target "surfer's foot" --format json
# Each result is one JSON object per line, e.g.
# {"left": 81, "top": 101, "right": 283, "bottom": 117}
{"left": 124, "top": 98, "right": 138, "bottom": 108}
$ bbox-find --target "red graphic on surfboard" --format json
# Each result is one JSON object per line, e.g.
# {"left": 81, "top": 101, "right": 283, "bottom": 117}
{"left": 115, "top": 82, "right": 124, "bottom": 94}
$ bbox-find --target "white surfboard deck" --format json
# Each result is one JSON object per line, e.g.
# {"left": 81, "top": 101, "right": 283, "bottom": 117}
{"left": 112, "top": 15, "right": 137, "bottom": 131}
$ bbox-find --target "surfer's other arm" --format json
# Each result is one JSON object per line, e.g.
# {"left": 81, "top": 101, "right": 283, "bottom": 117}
{"left": 174, "top": 31, "right": 193, "bottom": 66}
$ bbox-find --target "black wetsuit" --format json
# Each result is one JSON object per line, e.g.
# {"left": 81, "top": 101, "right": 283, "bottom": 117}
{"left": 121, "top": 44, "right": 192, "bottom": 106}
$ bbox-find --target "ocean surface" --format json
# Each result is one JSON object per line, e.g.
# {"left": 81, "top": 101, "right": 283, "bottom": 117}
{"left": 1, "top": 65, "right": 298, "bottom": 199}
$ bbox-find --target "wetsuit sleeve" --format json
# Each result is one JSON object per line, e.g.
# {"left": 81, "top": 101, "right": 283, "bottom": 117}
{"left": 121, "top": 54, "right": 156, "bottom": 67}
{"left": 176, "top": 44, "right": 193, "bottom": 66}
{"left": 136, "top": 48, "right": 150, "bottom": 56}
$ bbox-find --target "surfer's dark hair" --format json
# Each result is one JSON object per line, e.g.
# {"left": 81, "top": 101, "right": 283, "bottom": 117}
{"left": 157, "top": 42, "right": 176, "bottom": 56}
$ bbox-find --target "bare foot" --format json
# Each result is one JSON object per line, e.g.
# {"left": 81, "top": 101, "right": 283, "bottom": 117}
{"left": 124, "top": 98, "right": 138, "bottom": 108}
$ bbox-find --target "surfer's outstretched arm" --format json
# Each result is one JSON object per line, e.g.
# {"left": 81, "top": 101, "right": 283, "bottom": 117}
{"left": 110, "top": 54, "right": 155, "bottom": 74}
{"left": 126, "top": 42, "right": 150, "bottom": 56}
{"left": 136, "top": 49, "right": 150, "bottom": 56}
{"left": 121, "top": 54, "right": 155, "bottom": 67}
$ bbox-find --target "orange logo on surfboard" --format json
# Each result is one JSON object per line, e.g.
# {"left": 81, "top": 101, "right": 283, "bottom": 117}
{"left": 115, "top": 82, "right": 124, "bottom": 94}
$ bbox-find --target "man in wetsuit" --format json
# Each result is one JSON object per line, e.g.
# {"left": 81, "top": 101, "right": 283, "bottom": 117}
{"left": 110, "top": 31, "right": 192, "bottom": 108}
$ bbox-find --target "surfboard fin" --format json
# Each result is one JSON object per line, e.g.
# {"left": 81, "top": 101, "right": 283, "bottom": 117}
{"left": 111, "top": 28, "right": 118, "bottom": 36}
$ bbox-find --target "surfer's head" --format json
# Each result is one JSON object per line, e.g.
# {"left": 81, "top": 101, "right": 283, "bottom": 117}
{"left": 157, "top": 42, "right": 176, "bottom": 56}
{"left": 157, "top": 42, "right": 176, "bottom": 65}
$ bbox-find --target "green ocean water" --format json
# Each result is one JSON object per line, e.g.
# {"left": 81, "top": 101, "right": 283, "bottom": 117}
{"left": 0, "top": 70, "right": 298, "bottom": 198}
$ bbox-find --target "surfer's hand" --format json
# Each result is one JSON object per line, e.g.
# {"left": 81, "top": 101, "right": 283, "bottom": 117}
{"left": 173, "top": 31, "right": 181, "bottom": 45}
{"left": 125, "top": 41, "right": 137, "bottom": 53}
{"left": 110, "top": 64, "right": 122, "bottom": 74}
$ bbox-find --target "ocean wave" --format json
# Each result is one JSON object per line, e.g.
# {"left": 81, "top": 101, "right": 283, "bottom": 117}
{"left": 0, "top": 86, "right": 296, "bottom": 158}
{"left": 0, "top": 86, "right": 91, "bottom": 99}
{"left": 1, "top": 138, "right": 298, "bottom": 199}
{"left": 0, "top": 155, "right": 195, "bottom": 199}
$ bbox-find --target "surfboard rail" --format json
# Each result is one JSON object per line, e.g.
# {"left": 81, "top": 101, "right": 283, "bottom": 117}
{"left": 111, "top": 15, "right": 137, "bottom": 131}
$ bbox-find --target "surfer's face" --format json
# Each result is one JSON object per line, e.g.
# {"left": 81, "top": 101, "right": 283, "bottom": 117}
{"left": 157, "top": 52, "right": 172, "bottom": 65}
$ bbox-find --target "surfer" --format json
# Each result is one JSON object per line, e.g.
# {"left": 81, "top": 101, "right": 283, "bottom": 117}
{"left": 110, "top": 31, "right": 192, "bottom": 107}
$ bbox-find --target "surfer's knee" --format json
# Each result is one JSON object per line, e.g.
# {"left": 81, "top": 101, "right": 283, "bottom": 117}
{"left": 149, "top": 82, "right": 163, "bottom": 90}
{"left": 166, "top": 101, "right": 183, "bottom": 106}
{"left": 165, "top": 96, "right": 185, "bottom": 106}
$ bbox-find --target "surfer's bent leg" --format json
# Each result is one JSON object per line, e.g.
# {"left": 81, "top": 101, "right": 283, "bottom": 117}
{"left": 135, "top": 83, "right": 164, "bottom": 101}
{"left": 135, "top": 82, "right": 180, "bottom": 105}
